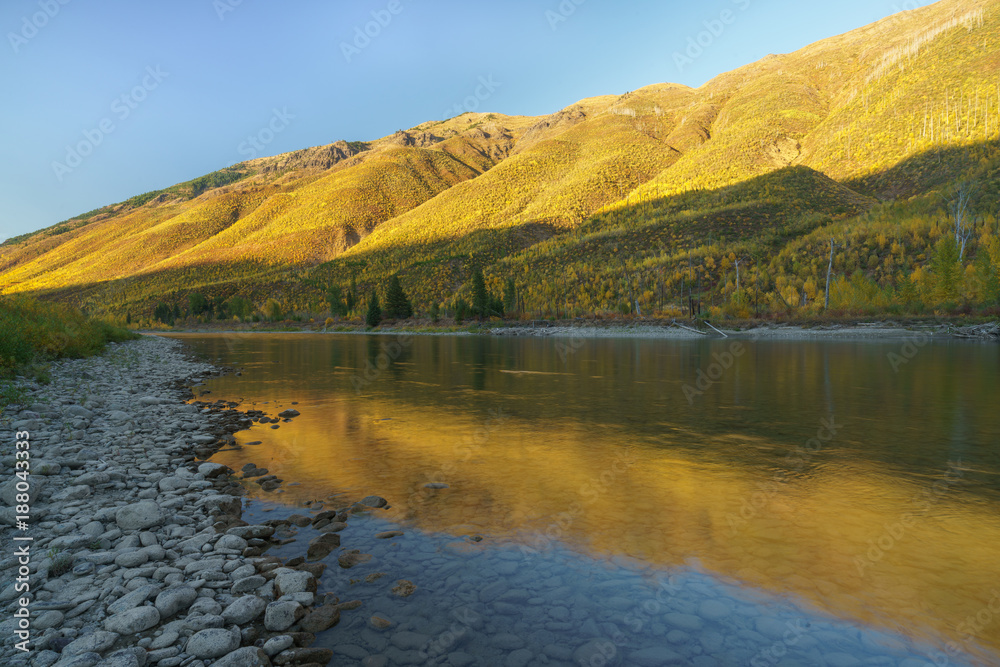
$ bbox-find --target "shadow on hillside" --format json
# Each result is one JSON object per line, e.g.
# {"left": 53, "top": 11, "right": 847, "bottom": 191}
{"left": 11, "top": 137, "right": 1000, "bottom": 313}
{"left": 844, "top": 137, "right": 1000, "bottom": 200}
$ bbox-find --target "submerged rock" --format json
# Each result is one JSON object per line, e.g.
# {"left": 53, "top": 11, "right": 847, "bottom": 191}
{"left": 391, "top": 580, "right": 417, "bottom": 597}
{"left": 338, "top": 550, "right": 372, "bottom": 569}
{"left": 300, "top": 603, "right": 342, "bottom": 632}
{"left": 306, "top": 533, "right": 341, "bottom": 561}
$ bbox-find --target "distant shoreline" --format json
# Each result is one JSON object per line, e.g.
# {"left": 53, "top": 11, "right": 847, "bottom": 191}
{"left": 148, "top": 320, "right": 999, "bottom": 342}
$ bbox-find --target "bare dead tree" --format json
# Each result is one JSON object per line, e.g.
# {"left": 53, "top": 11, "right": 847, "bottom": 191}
{"left": 949, "top": 180, "right": 978, "bottom": 261}
{"left": 825, "top": 238, "right": 839, "bottom": 310}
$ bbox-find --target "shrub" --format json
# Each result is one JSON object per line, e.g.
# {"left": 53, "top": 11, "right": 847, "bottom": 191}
{"left": 0, "top": 297, "right": 137, "bottom": 406}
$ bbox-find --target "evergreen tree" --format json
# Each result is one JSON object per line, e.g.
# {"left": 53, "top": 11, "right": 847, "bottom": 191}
{"left": 430, "top": 302, "right": 440, "bottom": 323}
{"left": 153, "top": 303, "right": 172, "bottom": 324}
{"left": 471, "top": 267, "right": 490, "bottom": 318}
{"left": 503, "top": 277, "right": 517, "bottom": 315}
{"left": 365, "top": 290, "right": 382, "bottom": 328}
{"left": 189, "top": 293, "right": 208, "bottom": 316}
{"left": 346, "top": 276, "right": 358, "bottom": 313}
{"left": 327, "top": 284, "right": 348, "bottom": 317}
{"left": 172, "top": 303, "right": 181, "bottom": 320}
{"left": 125, "top": 312, "right": 131, "bottom": 325}
{"left": 454, "top": 298, "right": 469, "bottom": 324}
{"left": 489, "top": 294, "right": 504, "bottom": 318}
{"left": 384, "top": 275, "right": 413, "bottom": 319}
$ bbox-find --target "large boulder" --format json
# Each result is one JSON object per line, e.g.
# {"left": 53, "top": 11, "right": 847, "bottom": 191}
{"left": 104, "top": 606, "right": 160, "bottom": 635}
{"left": 115, "top": 501, "right": 164, "bottom": 531}
{"left": 198, "top": 462, "right": 232, "bottom": 478}
{"left": 264, "top": 601, "right": 304, "bottom": 632}
{"left": 273, "top": 570, "right": 316, "bottom": 598}
{"left": 155, "top": 586, "right": 199, "bottom": 619}
{"left": 213, "top": 647, "right": 273, "bottom": 667}
{"left": 186, "top": 628, "right": 241, "bottom": 659}
{"left": 222, "top": 596, "right": 267, "bottom": 625}
{"left": 0, "top": 477, "right": 44, "bottom": 507}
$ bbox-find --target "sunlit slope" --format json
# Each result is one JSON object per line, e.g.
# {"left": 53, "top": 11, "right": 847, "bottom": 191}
{"left": 330, "top": 86, "right": 698, "bottom": 270}
{"left": 0, "top": 124, "right": 521, "bottom": 293}
{"left": 637, "top": 0, "right": 994, "bottom": 200}
{"left": 166, "top": 145, "right": 487, "bottom": 266}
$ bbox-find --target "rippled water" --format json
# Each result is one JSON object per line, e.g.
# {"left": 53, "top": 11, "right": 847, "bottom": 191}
{"left": 169, "top": 332, "right": 1000, "bottom": 666}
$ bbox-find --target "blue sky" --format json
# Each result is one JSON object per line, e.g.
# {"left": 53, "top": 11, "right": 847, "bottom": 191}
{"left": 0, "top": 0, "right": 935, "bottom": 241}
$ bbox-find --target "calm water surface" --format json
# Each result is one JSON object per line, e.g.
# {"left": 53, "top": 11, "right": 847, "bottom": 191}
{"left": 169, "top": 333, "right": 1000, "bottom": 666}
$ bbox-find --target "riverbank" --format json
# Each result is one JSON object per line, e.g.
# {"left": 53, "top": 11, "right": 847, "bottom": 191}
{"left": 149, "top": 319, "right": 999, "bottom": 341}
{"left": 0, "top": 336, "right": 379, "bottom": 667}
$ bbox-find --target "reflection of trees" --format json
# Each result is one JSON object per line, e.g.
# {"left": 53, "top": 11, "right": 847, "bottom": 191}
{"left": 181, "top": 333, "right": 1000, "bottom": 480}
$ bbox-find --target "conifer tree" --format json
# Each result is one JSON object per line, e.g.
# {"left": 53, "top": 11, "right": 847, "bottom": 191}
{"left": 503, "top": 278, "right": 517, "bottom": 315}
{"left": 384, "top": 275, "right": 413, "bottom": 319}
{"left": 327, "top": 284, "right": 347, "bottom": 317}
{"left": 346, "top": 276, "right": 358, "bottom": 313}
{"left": 365, "top": 290, "right": 382, "bottom": 328}
{"left": 471, "top": 267, "right": 489, "bottom": 318}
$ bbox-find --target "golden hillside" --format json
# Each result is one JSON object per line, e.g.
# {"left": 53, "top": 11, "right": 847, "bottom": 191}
{"left": 2, "top": 0, "right": 998, "bottom": 319}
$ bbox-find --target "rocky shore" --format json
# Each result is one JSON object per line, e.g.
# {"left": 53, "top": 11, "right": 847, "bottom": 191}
{"left": 0, "top": 336, "right": 372, "bottom": 667}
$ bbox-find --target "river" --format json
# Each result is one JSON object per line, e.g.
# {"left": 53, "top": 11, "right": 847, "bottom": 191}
{"left": 169, "top": 332, "right": 1000, "bottom": 667}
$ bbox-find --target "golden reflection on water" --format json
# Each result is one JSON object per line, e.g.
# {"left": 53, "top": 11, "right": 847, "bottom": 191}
{"left": 177, "top": 333, "right": 1000, "bottom": 660}
{"left": 206, "top": 395, "right": 1000, "bottom": 658}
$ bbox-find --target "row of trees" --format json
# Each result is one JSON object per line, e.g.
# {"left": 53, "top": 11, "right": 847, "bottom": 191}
{"left": 364, "top": 275, "right": 414, "bottom": 327}
{"left": 359, "top": 268, "right": 520, "bottom": 327}
{"left": 152, "top": 293, "right": 256, "bottom": 325}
